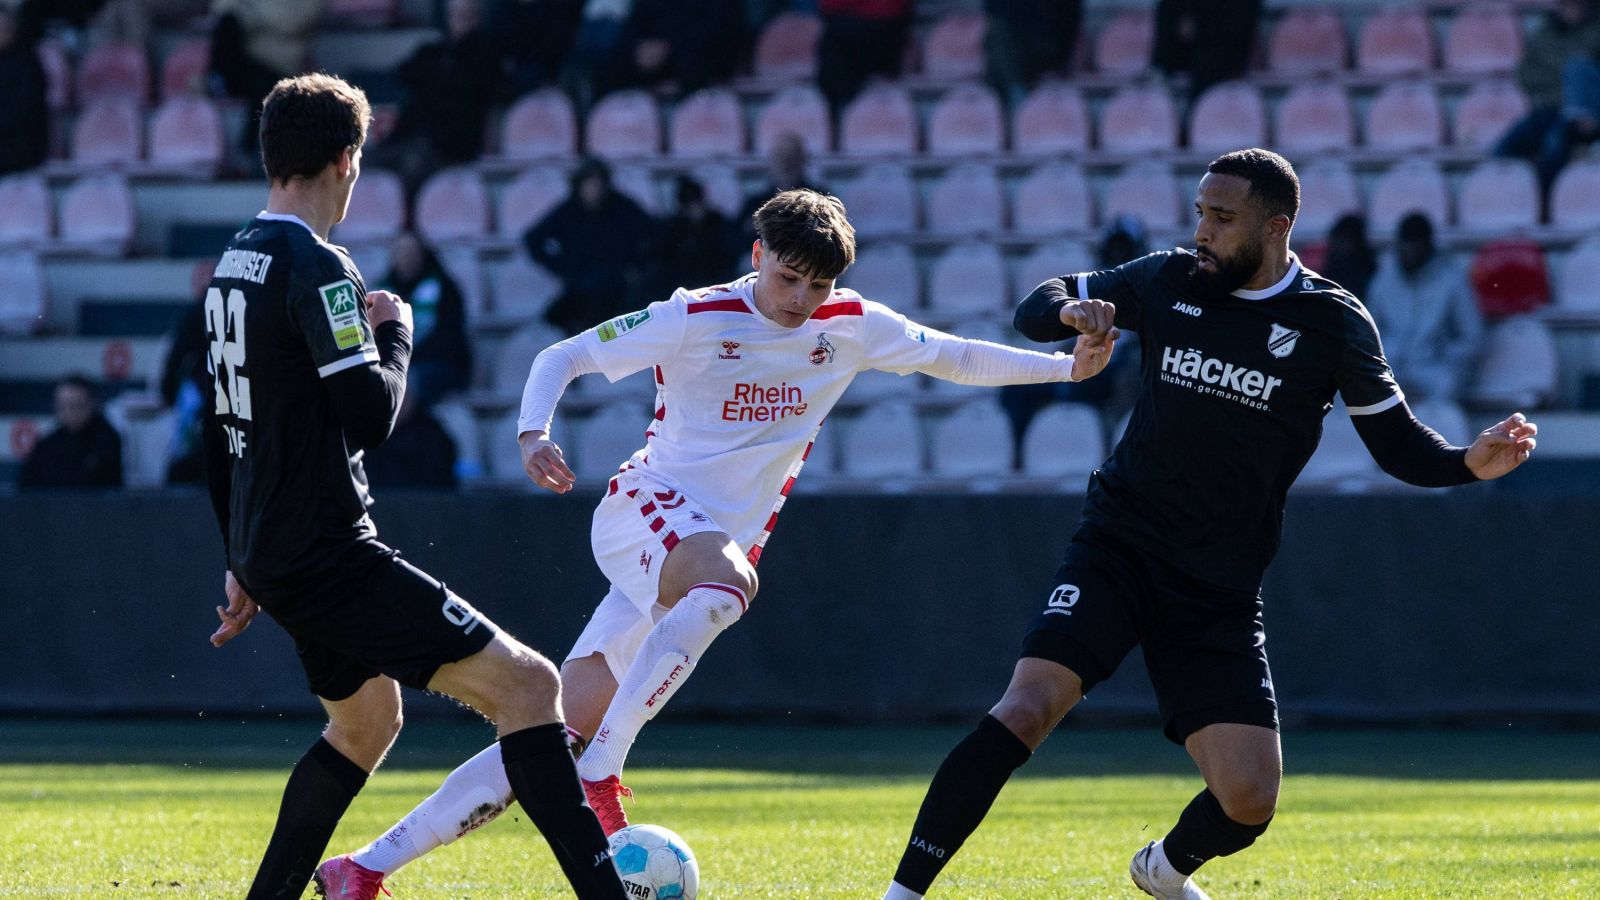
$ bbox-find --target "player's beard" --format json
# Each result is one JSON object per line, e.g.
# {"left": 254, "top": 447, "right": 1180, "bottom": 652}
{"left": 1190, "top": 244, "right": 1263, "bottom": 299}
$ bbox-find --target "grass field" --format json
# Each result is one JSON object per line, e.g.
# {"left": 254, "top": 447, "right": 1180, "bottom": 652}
{"left": 2, "top": 718, "right": 1599, "bottom": 898}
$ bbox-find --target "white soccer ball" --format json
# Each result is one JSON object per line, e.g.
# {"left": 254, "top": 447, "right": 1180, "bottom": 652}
{"left": 607, "top": 823, "right": 699, "bottom": 900}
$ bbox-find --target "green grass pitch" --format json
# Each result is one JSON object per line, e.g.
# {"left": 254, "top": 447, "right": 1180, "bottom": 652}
{"left": 2, "top": 719, "right": 1598, "bottom": 897}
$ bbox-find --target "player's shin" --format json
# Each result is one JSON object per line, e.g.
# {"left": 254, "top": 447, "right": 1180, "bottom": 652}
{"left": 1159, "top": 788, "right": 1272, "bottom": 876}
{"left": 350, "top": 742, "right": 515, "bottom": 875}
{"left": 247, "top": 738, "right": 369, "bottom": 900}
{"left": 499, "top": 723, "right": 628, "bottom": 899}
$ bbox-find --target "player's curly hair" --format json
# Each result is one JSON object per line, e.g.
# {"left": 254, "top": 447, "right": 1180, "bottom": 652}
{"left": 1207, "top": 149, "right": 1300, "bottom": 224}
{"left": 752, "top": 189, "right": 857, "bottom": 280}
{"left": 259, "top": 73, "right": 371, "bottom": 185}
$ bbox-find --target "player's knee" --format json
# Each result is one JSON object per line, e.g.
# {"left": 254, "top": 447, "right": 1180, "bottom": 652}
{"left": 498, "top": 647, "right": 562, "bottom": 713}
{"left": 990, "top": 684, "right": 1074, "bottom": 749}
{"left": 1215, "top": 772, "right": 1279, "bottom": 826}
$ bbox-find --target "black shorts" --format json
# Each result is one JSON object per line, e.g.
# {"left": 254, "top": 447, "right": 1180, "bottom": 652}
{"left": 1019, "top": 526, "right": 1278, "bottom": 744}
{"left": 249, "top": 541, "right": 498, "bottom": 701}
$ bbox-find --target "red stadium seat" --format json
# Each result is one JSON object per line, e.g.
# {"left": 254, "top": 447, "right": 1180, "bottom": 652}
{"left": 1099, "top": 84, "right": 1177, "bottom": 154}
{"left": 922, "top": 11, "right": 987, "bottom": 79}
{"left": 1189, "top": 82, "right": 1266, "bottom": 154}
{"left": 585, "top": 90, "right": 661, "bottom": 160}
{"left": 1550, "top": 159, "right": 1600, "bottom": 230}
{"left": 927, "top": 240, "right": 1008, "bottom": 316}
{"left": 496, "top": 166, "right": 568, "bottom": 238}
{"left": 842, "top": 242, "right": 920, "bottom": 309}
{"left": 840, "top": 84, "right": 919, "bottom": 157}
{"left": 38, "top": 39, "right": 72, "bottom": 110}
{"left": 1267, "top": 8, "right": 1348, "bottom": 76}
{"left": 1016, "top": 240, "right": 1095, "bottom": 295}
{"left": 1012, "top": 82, "right": 1090, "bottom": 155}
{"left": 76, "top": 41, "right": 150, "bottom": 107}
{"left": 1470, "top": 240, "right": 1550, "bottom": 319}
{"left": 1274, "top": 83, "right": 1356, "bottom": 155}
{"left": 755, "top": 86, "right": 832, "bottom": 156}
{"left": 669, "top": 88, "right": 745, "bottom": 158}
{"left": 1444, "top": 3, "right": 1521, "bottom": 75}
{"left": 1356, "top": 7, "right": 1434, "bottom": 76}
{"left": 71, "top": 100, "right": 142, "bottom": 166}
{"left": 1368, "top": 160, "right": 1450, "bottom": 235}
{"left": 1094, "top": 10, "right": 1153, "bottom": 76}
{"left": 159, "top": 37, "right": 210, "bottom": 101}
{"left": 1103, "top": 162, "right": 1181, "bottom": 230}
{"left": 839, "top": 163, "right": 918, "bottom": 236}
{"left": 753, "top": 12, "right": 822, "bottom": 80}
{"left": 927, "top": 84, "right": 1004, "bottom": 156}
{"left": 414, "top": 167, "right": 490, "bottom": 243}
{"left": 148, "top": 96, "right": 224, "bottom": 173}
{"left": 1456, "top": 159, "right": 1539, "bottom": 232}
{"left": 1012, "top": 162, "right": 1093, "bottom": 236}
{"left": 0, "top": 251, "right": 46, "bottom": 334}
{"left": 500, "top": 89, "right": 578, "bottom": 160}
{"left": 1557, "top": 235, "right": 1600, "bottom": 311}
{"left": 926, "top": 163, "right": 1005, "bottom": 237}
{"left": 1295, "top": 158, "right": 1363, "bottom": 238}
{"left": 58, "top": 173, "right": 136, "bottom": 255}
{"left": 1453, "top": 80, "right": 1529, "bottom": 150}
{"left": 334, "top": 168, "right": 405, "bottom": 245}
{"left": 0, "top": 174, "right": 54, "bottom": 249}
{"left": 1364, "top": 81, "right": 1444, "bottom": 151}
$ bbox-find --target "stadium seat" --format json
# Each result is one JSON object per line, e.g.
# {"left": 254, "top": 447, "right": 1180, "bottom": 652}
{"left": 1094, "top": 10, "right": 1153, "bottom": 76}
{"left": 0, "top": 251, "right": 46, "bottom": 334}
{"left": 0, "top": 175, "right": 53, "bottom": 249}
{"left": 1556, "top": 236, "right": 1600, "bottom": 311}
{"left": 1550, "top": 159, "right": 1600, "bottom": 230}
{"left": 492, "top": 321, "right": 566, "bottom": 395}
{"left": 578, "top": 366, "right": 656, "bottom": 402}
{"left": 585, "top": 89, "right": 661, "bottom": 160}
{"left": 1444, "top": 3, "right": 1521, "bottom": 75}
{"left": 1273, "top": 82, "right": 1356, "bottom": 155}
{"left": 1364, "top": 81, "right": 1444, "bottom": 152}
{"left": 1188, "top": 82, "right": 1267, "bottom": 154}
{"left": 1012, "top": 162, "right": 1093, "bottom": 236}
{"left": 1470, "top": 239, "right": 1550, "bottom": 319}
{"left": 926, "top": 241, "right": 1008, "bottom": 317}
{"left": 487, "top": 409, "right": 534, "bottom": 484}
{"left": 922, "top": 11, "right": 987, "bottom": 79}
{"left": 690, "top": 163, "right": 744, "bottom": 219}
{"left": 842, "top": 242, "right": 920, "bottom": 310}
{"left": 753, "top": 11, "right": 822, "bottom": 80}
{"left": 927, "top": 84, "right": 1004, "bottom": 156}
{"left": 103, "top": 401, "right": 173, "bottom": 488}
{"left": 572, "top": 404, "right": 651, "bottom": 480}
{"left": 58, "top": 173, "right": 135, "bottom": 255}
{"left": 76, "top": 41, "right": 149, "bottom": 107}
{"left": 1012, "top": 82, "right": 1091, "bottom": 155}
{"left": 1456, "top": 159, "right": 1539, "bottom": 232}
{"left": 611, "top": 164, "right": 664, "bottom": 215}
{"left": 434, "top": 244, "right": 488, "bottom": 319}
{"left": 414, "top": 167, "right": 490, "bottom": 243}
{"left": 839, "top": 163, "right": 918, "bottom": 237}
{"left": 840, "top": 401, "right": 924, "bottom": 479}
{"left": 669, "top": 88, "right": 745, "bottom": 158}
{"left": 148, "top": 96, "right": 224, "bottom": 173}
{"left": 1356, "top": 7, "right": 1434, "bottom": 76}
{"left": 926, "top": 164, "right": 1005, "bottom": 237}
{"left": 1452, "top": 80, "right": 1529, "bottom": 150}
{"left": 1021, "top": 402, "right": 1105, "bottom": 481}
{"left": 333, "top": 168, "right": 405, "bottom": 245}
{"left": 489, "top": 256, "right": 561, "bottom": 320}
{"left": 840, "top": 84, "right": 919, "bottom": 157}
{"left": 1267, "top": 8, "right": 1348, "bottom": 76}
{"left": 159, "top": 38, "right": 210, "bottom": 102}
{"left": 1295, "top": 158, "right": 1363, "bottom": 238}
{"left": 71, "top": 100, "right": 142, "bottom": 166}
{"left": 496, "top": 165, "right": 569, "bottom": 238}
{"left": 430, "top": 399, "right": 485, "bottom": 482}
{"left": 1368, "top": 160, "right": 1450, "bottom": 235}
{"left": 1099, "top": 85, "right": 1178, "bottom": 154}
{"left": 848, "top": 362, "right": 921, "bottom": 401}
{"left": 1015, "top": 240, "right": 1095, "bottom": 294}
{"left": 38, "top": 39, "right": 71, "bottom": 110}
{"left": 929, "top": 399, "right": 1013, "bottom": 479}
{"left": 1468, "top": 315, "right": 1558, "bottom": 408}
{"left": 499, "top": 89, "right": 579, "bottom": 160}
{"left": 755, "top": 86, "right": 832, "bottom": 156}
{"left": 1297, "top": 404, "right": 1380, "bottom": 488}
{"left": 1104, "top": 162, "right": 1182, "bottom": 230}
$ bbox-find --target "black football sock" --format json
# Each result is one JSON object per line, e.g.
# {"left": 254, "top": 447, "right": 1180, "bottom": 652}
{"left": 246, "top": 737, "right": 368, "bottom": 900}
{"left": 892, "top": 715, "right": 1033, "bottom": 893}
{"left": 1161, "top": 788, "right": 1273, "bottom": 876}
{"left": 500, "top": 724, "right": 627, "bottom": 900}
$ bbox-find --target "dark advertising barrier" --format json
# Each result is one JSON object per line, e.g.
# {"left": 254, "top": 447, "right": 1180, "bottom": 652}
{"left": 1, "top": 489, "right": 1597, "bottom": 721}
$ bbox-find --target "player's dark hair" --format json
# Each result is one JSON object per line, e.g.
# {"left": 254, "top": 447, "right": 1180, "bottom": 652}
{"left": 1207, "top": 149, "right": 1300, "bottom": 224}
{"left": 753, "top": 189, "right": 857, "bottom": 280}
{"left": 259, "top": 73, "right": 371, "bottom": 185}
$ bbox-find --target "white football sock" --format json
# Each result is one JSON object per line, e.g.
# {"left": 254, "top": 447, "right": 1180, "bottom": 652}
{"left": 576, "top": 583, "right": 746, "bottom": 782}
{"left": 882, "top": 882, "right": 926, "bottom": 900}
{"left": 350, "top": 742, "right": 514, "bottom": 874}
{"left": 1146, "top": 839, "right": 1188, "bottom": 887}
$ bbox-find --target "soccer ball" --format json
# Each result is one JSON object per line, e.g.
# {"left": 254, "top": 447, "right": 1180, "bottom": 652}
{"left": 608, "top": 823, "right": 699, "bottom": 899}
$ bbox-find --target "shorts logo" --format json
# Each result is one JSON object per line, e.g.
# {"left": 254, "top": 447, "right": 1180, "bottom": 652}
{"left": 597, "top": 309, "right": 652, "bottom": 342}
{"left": 719, "top": 340, "right": 742, "bottom": 360}
{"left": 1045, "top": 583, "right": 1080, "bottom": 616}
{"left": 1268, "top": 323, "right": 1300, "bottom": 359}
{"left": 810, "top": 333, "right": 835, "bottom": 365}
{"left": 318, "top": 279, "right": 365, "bottom": 350}
{"left": 440, "top": 591, "right": 484, "bottom": 635}
{"left": 640, "top": 550, "right": 652, "bottom": 573}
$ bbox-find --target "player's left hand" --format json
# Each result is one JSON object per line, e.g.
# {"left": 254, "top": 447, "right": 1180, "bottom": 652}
{"left": 1069, "top": 328, "right": 1120, "bottom": 382}
{"left": 1464, "top": 412, "right": 1538, "bottom": 480}
{"left": 210, "top": 570, "right": 260, "bottom": 648}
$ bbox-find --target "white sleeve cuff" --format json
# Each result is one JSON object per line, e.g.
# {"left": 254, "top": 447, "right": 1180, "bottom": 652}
{"left": 317, "top": 349, "right": 380, "bottom": 378}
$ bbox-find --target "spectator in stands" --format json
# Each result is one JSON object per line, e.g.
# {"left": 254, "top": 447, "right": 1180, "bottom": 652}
{"left": 523, "top": 157, "right": 657, "bottom": 336}
{"left": 0, "top": 8, "right": 49, "bottom": 177}
{"left": 157, "top": 261, "right": 216, "bottom": 484}
{"left": 378, "top": 230, "right": 472, "bottom": 408}
{"left": 209, "top": 0, "right": 323, "bottom": 152}
{"left": 1152, "top": 0, "right": 1261, "bottom": 101}
{"left": 1366, "top": 213, "right": 1483, "bottom": 403}
{"left": 561, "top": 0, "right": 637, "bottom": 107}
{"left": 1495, "top": 0, "right": 1600, "bottom": 193}
{"left": 817, "top": 0, "right": 913, "bottom": 111}
{"left": 1319, "top": 213, "right": 1377, "bottom": 302}
{"left": 370, "top": 0, "right": 501, "bottom": 195}
{"left": 984, "top": 0, "right": 1081, "bottom": 103}
{"left": 492, "top": 0, "right": 583, "bottom": 99}
{"left": 18, "top": 374, "right": 123, "bottom": 490}
{"left": 738, "top": 132, "right": 827, "bottom": 240}
{"left": 598, "top": 0, "right": 748, "bottom": 100}
{"left": 15, "top": 0, "right": 110, "bottom": 45}
{"left": 648, "top": 175, "right": 740, "bottom": 297}
{"left": 363, "top": 392, "right": 458, "bottom": 489}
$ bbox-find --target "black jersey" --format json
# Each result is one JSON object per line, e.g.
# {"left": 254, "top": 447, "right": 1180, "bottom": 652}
{"left": 204, "top": 213, "right": 387, "bottom": 590}
{"left": 1023, "top": 249, "right": 1405, "bottom": 592}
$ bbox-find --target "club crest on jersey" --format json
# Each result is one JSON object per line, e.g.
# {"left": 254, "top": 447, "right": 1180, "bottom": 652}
{"left": 318, "top": 279, "right": 364, "bottom": 350}
{"left": 719, "top": 340, "right": 742, "bottom": 360}
{"left": 810, "top": 333, "right": 835, "bottom": 365}
{"left": 1267, "top": 323, "right": 1301, "bottom": 358}
{"left": 597, "top": 309, "right": 651, "bottom": 342}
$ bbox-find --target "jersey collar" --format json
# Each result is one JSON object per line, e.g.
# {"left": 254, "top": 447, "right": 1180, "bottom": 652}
{"left": 256, "top": 210, "right": 315, "bottom": 234}
{"left": 1230, "top": 253, "right": 1301, "bottom": 301}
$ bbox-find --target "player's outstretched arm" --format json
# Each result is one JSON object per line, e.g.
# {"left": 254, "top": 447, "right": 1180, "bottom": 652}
{"left": 1464, "top": 412, "right": 1538, "bottom": 480}
{"left": 1351, "top": 402, "right": 1536, "bottom": 487}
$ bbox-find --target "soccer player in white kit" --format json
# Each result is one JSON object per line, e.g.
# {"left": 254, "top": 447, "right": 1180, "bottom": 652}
{"left": 314, "top": 190, "right": 1119, "bottom": 893}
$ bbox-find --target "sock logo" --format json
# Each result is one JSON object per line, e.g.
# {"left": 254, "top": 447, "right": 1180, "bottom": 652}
{"left": 910, "top": 836, "right": 947, "bottom": 859}
{"left": 644, "top": 660, "right": 689, "bottom": 708}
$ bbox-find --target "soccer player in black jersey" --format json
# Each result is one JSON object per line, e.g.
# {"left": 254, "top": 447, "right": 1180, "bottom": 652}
{"left": 882, "top": 149, "right": 1539, "bottom": 900}
{"left": 201, "top": 74, "right": 625, "bottom": 900}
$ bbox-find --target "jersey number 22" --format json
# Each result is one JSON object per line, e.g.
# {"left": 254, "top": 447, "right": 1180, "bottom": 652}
{"left": 207, "top": 286, "right": 252, "bottom": 458}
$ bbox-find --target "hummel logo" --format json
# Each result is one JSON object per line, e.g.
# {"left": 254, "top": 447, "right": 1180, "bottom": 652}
{"left": 1172, "top": 301, "right": 1202, "bottom": 317}
{"left": 719, "top": 340, "right": 741, "bottom": 360}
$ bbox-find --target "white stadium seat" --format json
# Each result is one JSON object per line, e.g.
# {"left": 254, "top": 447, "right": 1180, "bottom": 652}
{"left": 572, "top": 404, "right": 652, "bottom": 481}
{"left": 840, "top": 401, "right": 924, "bottom": 479}
{"left": 1297, "top": 404, "right": 1381, "bottom": 489}
{"left": 930, "top": 399, "right": 1014, "bottom": 479}
{"left": 1021, "top": 402, "right": 1105, "bottom": 481}
{"left": 1468, "top": 315, "right": 1558, "bottom": 408}
{"left": 842, "top": 242, "right": 920, "bottom": 310}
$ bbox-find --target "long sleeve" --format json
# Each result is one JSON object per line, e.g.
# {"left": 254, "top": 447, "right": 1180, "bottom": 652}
{"left": 517, "top": 335, "right": 604, "bottom": 438}
{"left": 1351, "top": 401, "right": 1477, "bottom": 487}
{"left": 1014, "top": 277, "right": 1076, "bottom": 343}
{"left": 322, "top": 320, "right": 413, "bottom": 449}
{"left": 917, "top": 332, "right": 1075, "bottom": 386}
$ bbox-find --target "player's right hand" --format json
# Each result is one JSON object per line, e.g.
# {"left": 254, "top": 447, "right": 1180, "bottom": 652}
{"left": 366, "top": 289, "right": 413, "bottom": 333}
{"left": 519, "top": 430, "right": 576, "bottom": 494}
{"left": 210, "top": 570, "right": 259, "bottom": 648}
{"left": 1060, "top": 298, "right": 1116, "bottom": 337}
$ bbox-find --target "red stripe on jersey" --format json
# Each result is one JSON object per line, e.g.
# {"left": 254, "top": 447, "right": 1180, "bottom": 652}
{"left": 648, "top": 517, "right": 665, "bottom": 533}
{"left": 654, "top": 365, "right": 664, "bottom": 385}
{"left": 662, "top": 530, "right": 681, "bottom": 552}
{"left": 639, "top": 501, "right": 657, "bottom": 516}
{"left": 687, "top": 298, "right": 751, "bottom": 314}
{"left": 746, "top": 545, "right": 763, "bottom": 565}
{"left": 764, "top": 511, "right": 779, "bottom": 531}
{"left": 810, "top": 301, "right": 863, "bottom": 319}
{"left": 780, "top": 475, "right": 796, "bottom": 497}
{"left": 653, "top": 405, "right": 666, "bottom": 421}
{"left": 689, "top": 582, "right": 748, "bottom": 613}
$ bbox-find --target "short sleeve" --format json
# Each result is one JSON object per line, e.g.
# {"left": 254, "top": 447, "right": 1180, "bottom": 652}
{"left": 287, "top": 247, "right": 378, "bottom": 378}
{"left": 858, "top": 300, "right": 942, "bottom": 375}
{"left": 1338, "top": 302, "right": 1405, "bottom": 416}
{"left": 578, "top": 296, "right": 689, "bottom": 382}
{"left": 1060, "top": 251, "right": 1170, "bottom": 333}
